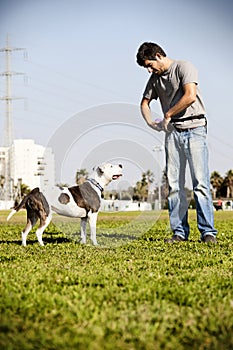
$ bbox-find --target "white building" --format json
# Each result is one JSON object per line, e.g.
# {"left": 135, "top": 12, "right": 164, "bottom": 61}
{"left": 0, "top": 147, "right": 8, "bottom": 183}
{"left": 0, "top": 139, "right": 55, "bottom": 208}
{"left": 9, "top": 139, "right": 55, "bottom": 191}
{"left": 0, "top": 147, "right": 12, "bottom": 206}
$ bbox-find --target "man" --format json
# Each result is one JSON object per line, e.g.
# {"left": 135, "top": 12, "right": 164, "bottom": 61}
{"left": 136, "top": 42, "right": 217, "bottom": 243}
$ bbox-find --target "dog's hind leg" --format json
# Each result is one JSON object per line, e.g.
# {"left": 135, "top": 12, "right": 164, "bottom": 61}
{"left": 22, "top": 220, "right": 33, "bottom": 246}
{"left": 36, "top": 213, "right": 52, "bottom": 246}
{"left": 22, "top": 210, "right": 38, "bottom": 246}
{"left": 88, "top": 211, "right": 98, "bottom": 246}
{"left": 80, "top": 217, "right": 87, "bottom": 244}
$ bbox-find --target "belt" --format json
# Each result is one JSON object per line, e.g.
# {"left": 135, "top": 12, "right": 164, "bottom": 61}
{"left": 171, "top": 115, "right": 205, "bottom": 123}
{"left": 172, "top": 115, "right": 206, "bottom": 132}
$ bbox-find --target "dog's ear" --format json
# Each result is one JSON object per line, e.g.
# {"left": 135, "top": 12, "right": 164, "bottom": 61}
{"left": 96, "top": 166, "right": 104, "bottom": 176}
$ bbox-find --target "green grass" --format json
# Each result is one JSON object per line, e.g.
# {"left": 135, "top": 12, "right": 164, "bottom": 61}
{"left": 0, "top": 209, "right": 233, "bottom": 350}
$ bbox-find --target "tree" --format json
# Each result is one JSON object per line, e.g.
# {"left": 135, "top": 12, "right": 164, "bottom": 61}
{"left": 0, "top": 175, "right": 4, "bottom": 188}
{"left": 0, "top": 175, "right": 5, "bottom": 199}
{"left": 75, "top": 168, "right": 89, "bottom": 185}
{"left": 210, "top": 171, "right": 223, "bottom": 199}
{"left": 133, "top": 180, "right": 147, "bottom": 201}
{"left": 14, "top": 183, "right": 31, "bottom": 207}
{"left": 224, "top": 169, "right": 233, "bottom": 198}
{"left": 133, "top": 170, "right": 154, "bottom": 202}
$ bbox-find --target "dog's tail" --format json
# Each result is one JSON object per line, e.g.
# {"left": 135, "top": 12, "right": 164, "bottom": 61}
{"left": 7, "top": 187, "right": 40, "bottom": 221}
{"left": 7, "top": 209, "right": 17, "bottom": 221}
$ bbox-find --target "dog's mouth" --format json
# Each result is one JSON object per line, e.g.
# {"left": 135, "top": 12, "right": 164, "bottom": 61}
{"left": 112, "top": 174, "right": 122, "bottom": 180}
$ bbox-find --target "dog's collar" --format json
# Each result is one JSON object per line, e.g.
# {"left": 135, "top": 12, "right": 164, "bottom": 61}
{"left": 87, "top": 178, "right": 104, "bottom": 192}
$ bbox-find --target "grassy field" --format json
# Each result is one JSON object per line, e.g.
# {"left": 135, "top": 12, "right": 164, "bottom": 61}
{"left": 0, "top": 209, "right": 232, "bottom": 350}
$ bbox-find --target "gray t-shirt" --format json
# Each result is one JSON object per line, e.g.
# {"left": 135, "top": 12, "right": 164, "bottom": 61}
{"left": 143, "top": 60, "right": 206, "bottom": 128}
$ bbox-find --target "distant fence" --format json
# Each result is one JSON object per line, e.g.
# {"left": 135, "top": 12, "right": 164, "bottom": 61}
{"left": 101, "top": 199, "right": 152, "bottom": 212}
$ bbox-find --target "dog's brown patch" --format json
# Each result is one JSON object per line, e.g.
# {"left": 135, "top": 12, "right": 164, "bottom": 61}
{"left": 58, "top": 193, "right": 70, "bottom": 204}
{"left": 68, "top": 182, "right": 100, "bottom": 213}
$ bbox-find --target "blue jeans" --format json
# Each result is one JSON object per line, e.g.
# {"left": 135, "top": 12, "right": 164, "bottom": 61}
{"left": 165, "top": 126, "right": 217, "bottom": 240}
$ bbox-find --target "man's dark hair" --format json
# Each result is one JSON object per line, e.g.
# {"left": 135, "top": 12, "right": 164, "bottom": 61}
{"left": 136, "top": 42, "right": 167, "bottom": 67}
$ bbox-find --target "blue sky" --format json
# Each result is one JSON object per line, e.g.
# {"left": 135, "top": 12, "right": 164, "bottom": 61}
{"left": 0, "top": 0, "right": 232, "bottom": 187}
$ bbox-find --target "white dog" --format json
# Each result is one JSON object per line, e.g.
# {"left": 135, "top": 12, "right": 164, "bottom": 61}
{"left": 7, "top": 163, "right": 123, "bottom": 246}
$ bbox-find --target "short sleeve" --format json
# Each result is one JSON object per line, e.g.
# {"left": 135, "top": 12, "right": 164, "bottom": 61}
{"left": 143, "top": 75, "right": 158, "bottom": 101}
{"left": 178, "top": 61, "right": 198, "bottom": 86}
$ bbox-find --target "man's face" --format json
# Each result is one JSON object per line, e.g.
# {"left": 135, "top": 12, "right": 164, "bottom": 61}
{"left": 144, "top": 56, "right": 165, "bottom": 75}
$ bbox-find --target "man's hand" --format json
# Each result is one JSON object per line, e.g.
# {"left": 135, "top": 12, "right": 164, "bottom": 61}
{"left": 148, "top": 120, "right": 163, "bottom": 132}
{"left": 162, "top": 115, "right": 171, "bottom": 131}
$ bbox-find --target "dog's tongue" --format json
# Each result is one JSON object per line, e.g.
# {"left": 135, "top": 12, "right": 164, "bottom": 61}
{"left": 112, "top": 174, "right": 122, "bottom": 180}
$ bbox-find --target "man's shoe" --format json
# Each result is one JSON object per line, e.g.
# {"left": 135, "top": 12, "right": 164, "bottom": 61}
{"left": 164, "top": 235, "right": 186, "bottom": 243}
{"left": 202, "top": 235, "right": 217, "bottom": 243}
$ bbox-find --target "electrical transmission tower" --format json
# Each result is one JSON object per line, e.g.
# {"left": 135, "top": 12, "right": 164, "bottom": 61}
{"left": 0, "top": 35, "right": 26, "bottom": 146}
{"left": 0, "top": 35, "right": 26, "bottom": 202}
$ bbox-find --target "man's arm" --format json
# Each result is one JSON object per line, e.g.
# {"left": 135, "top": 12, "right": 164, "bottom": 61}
{"left": 163, "top": 82, "right": 196, "bottom": 130}
{"left": 140, "top": 98, "right": 162, "bottom": 131}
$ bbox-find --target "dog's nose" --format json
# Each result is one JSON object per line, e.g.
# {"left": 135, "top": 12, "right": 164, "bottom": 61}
{"left": 119, "top": 164, "right": 123, "bottom": 168}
